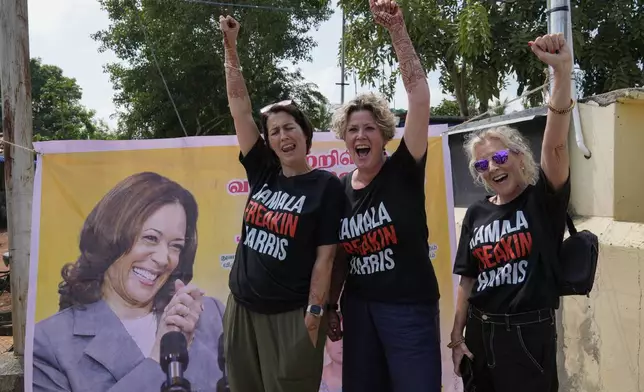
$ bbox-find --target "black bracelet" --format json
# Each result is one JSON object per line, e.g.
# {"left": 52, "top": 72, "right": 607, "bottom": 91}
{"left": 326, "top": 303, "right": 339, "bottom": 311}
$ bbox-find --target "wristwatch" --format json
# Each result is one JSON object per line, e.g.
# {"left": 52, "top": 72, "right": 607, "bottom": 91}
{"left": 306, "top": 304, "right": 324, "bottom": 317}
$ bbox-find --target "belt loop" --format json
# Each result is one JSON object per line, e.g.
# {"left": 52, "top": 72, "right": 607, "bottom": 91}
{"left": 550, "top": 308, "right": 555, "bottom": 325}
{"left": 538, "top": 310, "right": 542, "bottom": 323}
{"left": 468, "top": 306, "right": 472, "bottom": 319}
{"left": 505, "top": 314, "right": 510, "bottom": 331}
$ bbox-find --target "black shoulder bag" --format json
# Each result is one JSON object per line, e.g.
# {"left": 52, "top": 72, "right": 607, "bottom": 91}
{"left": 556, "top": 214, "right": 600, "bottom": 296}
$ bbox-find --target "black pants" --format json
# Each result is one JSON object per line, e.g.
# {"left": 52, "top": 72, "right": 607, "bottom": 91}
{"left": 463, "top": 306, "right": 558, "bottom": 392}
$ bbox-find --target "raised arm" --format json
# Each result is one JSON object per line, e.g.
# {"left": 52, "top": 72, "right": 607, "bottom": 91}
{"left": 530, "top": 33, "right": 573, "bottom": 190}
{"left": 370, "top": 0, "right": 429, "bottom": 161}
{"left": 219, "top": 15, "right": 260, "bottom": 156}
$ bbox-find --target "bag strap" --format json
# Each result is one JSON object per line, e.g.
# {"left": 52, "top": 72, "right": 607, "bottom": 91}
{"left": 566, "top": 213, "right": 577, "bottom": 235}
{"left": 525, "top": 199, "right": 563, "bottom": 289}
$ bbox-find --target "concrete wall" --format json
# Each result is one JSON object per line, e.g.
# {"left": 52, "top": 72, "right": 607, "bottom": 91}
{"left": 569, "top": 103, "right": 615, "bottom": 218}
{"left": 558, "top": 218, "right": 644, "bottom": 392}
{"left": 571, "top": 93, "right": 644, "bottom": 223}
{"left": 614, "top": 100, "right": 644, "bottom": 223}
{"left": 560, "top": 93, "right": 644, "bottom": 391}
{"left": 0, "top": 353, "right": 22, "bottom": 392}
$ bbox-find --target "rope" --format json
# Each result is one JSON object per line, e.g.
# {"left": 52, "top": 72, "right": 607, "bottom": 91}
{"left": 2, "top": 139, "right": 40, "bottom": 155}
{"left": 137, "top": 7, "right": 189, "bottom": 137}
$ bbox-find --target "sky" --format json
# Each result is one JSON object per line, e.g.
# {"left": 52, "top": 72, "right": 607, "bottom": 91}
{"left": 27, "top": 0, "right": 523, "bottom": 129}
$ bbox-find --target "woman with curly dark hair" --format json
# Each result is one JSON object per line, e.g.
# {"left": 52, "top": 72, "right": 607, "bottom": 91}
{"left": 32, "top": 172, "right": 227, "bottom": 392}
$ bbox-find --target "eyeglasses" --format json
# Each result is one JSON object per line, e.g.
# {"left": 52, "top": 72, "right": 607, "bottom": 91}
{"left": 260, "top": 99, "right": 295, "bottom": 114}
{"left": 472, "top": 149, "right": 517, "bottom": 173}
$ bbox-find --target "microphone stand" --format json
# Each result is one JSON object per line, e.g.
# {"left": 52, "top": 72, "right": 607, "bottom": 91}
{"left": 160, "top": 331, "right": 192, "bottom": 392}
{"left": 160, "top": 353, "right": 191, "bottom": 392}
{"left": 161, "top": 379, "right": 191, "bottom": 392}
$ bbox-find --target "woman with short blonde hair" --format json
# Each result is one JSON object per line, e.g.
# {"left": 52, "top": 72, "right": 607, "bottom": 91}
{"left": 450, "top": 33, "right": 575, "bottom": 392}
{"left": 326, "top": 0, "right": 442, "bottom": 391}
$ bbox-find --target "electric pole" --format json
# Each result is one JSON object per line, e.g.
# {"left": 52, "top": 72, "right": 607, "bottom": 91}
{"left": 336, "top": 7, "right": 349, "bottom": 104}
{"left": 0, "top": 0, "right": 35, "bottom": 356}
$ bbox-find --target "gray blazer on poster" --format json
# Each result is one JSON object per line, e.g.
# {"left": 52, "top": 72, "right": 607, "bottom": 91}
{"left": 32, "top": 296, "right": 226, "bottom": 392}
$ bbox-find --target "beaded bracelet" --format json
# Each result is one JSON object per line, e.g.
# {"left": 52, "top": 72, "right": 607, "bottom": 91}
{"left": 548, "top": 98, "right": 576, "bottom": 115}
{"left": 447, "top": 337, "right": 465, "bottom": 349}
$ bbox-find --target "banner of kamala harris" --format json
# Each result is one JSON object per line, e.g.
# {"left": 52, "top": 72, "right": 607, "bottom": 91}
{"left": 24, "top": 125, "right": 461, "bottom": 392}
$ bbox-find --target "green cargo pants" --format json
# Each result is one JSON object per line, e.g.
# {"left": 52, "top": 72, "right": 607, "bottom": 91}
{"left": 223, "top": 294, "right": 327, "bottom": 392}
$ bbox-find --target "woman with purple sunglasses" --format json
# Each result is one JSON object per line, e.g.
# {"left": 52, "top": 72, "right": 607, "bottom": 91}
{"left": 450, "top": 33, "right": 574, "bottom": 392}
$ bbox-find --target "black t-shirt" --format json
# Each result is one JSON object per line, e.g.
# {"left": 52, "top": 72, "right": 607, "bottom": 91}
{"left": 340, "top": 138, "right": 440, "bottom": 304}
{"left": 453, "top": 168, "right": 571, "bottom": 313}
{"left": 229, "top": 138, "right": 345, "bottom": 314}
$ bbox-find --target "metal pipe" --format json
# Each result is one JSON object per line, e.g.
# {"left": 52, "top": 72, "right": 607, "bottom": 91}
{"left": 566, "top": 0, "right": 591, "bottom": 158}
{"left": 547, "top": 0, "right": 591, "bottom": 158}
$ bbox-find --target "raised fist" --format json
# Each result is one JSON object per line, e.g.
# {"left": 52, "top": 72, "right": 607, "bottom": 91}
{"left": 529, "top": 33, "right": 573, "bottom": 73}
{"left": 369, "top": 0, "right": 404, "bottom": 31}
{"left": 219, "top": 15, "right": 240, "bottom": 43}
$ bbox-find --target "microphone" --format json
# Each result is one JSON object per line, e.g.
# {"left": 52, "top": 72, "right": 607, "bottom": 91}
{"left": 160, "top": 331, "right": 191, "bottom": 392}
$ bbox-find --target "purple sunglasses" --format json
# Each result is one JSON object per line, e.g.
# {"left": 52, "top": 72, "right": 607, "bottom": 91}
{"left": 473, "top": 149, "right": 516, "bottom": 173}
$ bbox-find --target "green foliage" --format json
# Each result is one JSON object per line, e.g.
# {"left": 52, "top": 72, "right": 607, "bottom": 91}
{"left": 431, "top": 97, "right": 479, "bottom": 117}
{"left": 93, "top": 0, "right": 333, "bottom": 139}
{"left": 340, "top": 0, "right": 537, "bottom": 116}
{"left": 341, "top": 0, "right": 643, "bottom": 117}
{"left": 1, "top": 58, "right": 114, "bottom": 141}
{"left": 431, "top": 99, "right": 461, "bottom": 116}
{"left": 573, "top": 0, "right": 644, "bottom": 96}
{"left": 457, "top": 2, "right": 492, "bottom": 58}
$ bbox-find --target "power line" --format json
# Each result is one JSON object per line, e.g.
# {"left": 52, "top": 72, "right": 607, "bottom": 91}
{"left": 137, "top": 10, "right": 189, "bottom": 137}
{"left": 182, "top": 0, "right": 295, "bottom": 12}
{"left": 136, "top": 0, "right": 296, "bottom": 138}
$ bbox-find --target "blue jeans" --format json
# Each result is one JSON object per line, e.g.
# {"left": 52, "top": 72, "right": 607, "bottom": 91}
{"left": 341, "top": 293, "right": 442, "bottom": 392}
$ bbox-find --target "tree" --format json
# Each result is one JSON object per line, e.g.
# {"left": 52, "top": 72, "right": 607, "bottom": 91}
{"left": 340, "top": 0, "right": 543, "bottom": 117}
{"left": 574, "top": 1, "right": 644, "bottom": 96}
{"left": 431, "top": 99, "right": 461, "bottom": 116}
{"left": 0, "top": 58, "right": 114, "bottom": 141}
{"left": 93, "top": 0, "right": 333, "bottom": 139}
{"left": 340, "top": 0, "right": 643, "bottom": 117}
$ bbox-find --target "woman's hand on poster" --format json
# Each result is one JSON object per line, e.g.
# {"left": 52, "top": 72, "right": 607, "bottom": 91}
{"left": 529, "top": 33, "right": 573, "bottom": 74}
{"left": 150, "top": 279, "right": 205, "bottom": 362}
{"left": 219, "top": 15, "right": 240, "bottom": 44}
{"left": 452, "top": 340, "right": 474, "bottom": 377}
{"left": 327, "top": 310, "right": 342, "bottom": 342}
{"left": 164, "top": 279, "right": 205, "bottom": 343}
{"left": 304, "top": 312, "right": 321, "bottom": 347}
{"left": 369, "top": 0, "right": 404, "bottom": 32}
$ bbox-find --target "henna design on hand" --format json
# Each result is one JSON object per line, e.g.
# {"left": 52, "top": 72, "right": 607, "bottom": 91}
{"left": 370, "top": 0, "right": 427, "bottom": 93}
{"left": 390, "top": 30, "right": 427, "bottom": 93}
{"left": 223, "top": 36, "right": 248, "bottom": 100}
